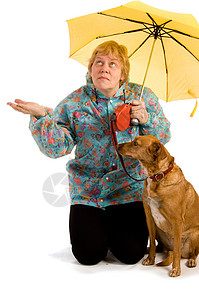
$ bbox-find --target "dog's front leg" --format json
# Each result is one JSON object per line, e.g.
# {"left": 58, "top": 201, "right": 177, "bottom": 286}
{"left": 142, "top": 199, "right": 156, "bottom": 265}
{"left": 169, "top": 221, "right": 182, "bottom": 277}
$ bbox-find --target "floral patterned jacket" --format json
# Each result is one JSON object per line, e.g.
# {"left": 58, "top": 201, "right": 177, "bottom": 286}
{"left": 29, "top": 75, "right": 171, "bottom": 209}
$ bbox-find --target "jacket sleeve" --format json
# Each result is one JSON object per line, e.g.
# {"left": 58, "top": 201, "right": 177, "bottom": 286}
{"left": 29, "top": 101, "right": 77, "bottom": 158}
{"left": 139, "top": 88, "right": 171, "bottom": 145}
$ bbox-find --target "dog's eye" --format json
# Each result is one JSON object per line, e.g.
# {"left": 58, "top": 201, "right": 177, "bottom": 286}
{"left": 133, "top": 141, "right": 138, "bottom": 146}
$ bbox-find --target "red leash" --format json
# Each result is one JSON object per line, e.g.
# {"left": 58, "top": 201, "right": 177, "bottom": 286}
{"left": 110, "top": 111, "right": 174, "bottom": 182}
{"left": 110, "top": 115, "right": 147, "bottom": 182}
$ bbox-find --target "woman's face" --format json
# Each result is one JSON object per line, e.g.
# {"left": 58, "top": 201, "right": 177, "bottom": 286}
{"left": 91, "top": 53, "right": 124, "bottom": 98}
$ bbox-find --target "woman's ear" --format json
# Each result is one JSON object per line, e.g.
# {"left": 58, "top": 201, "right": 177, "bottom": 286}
{"left": 119, "top": 75, "right": 125, "bottom": 87}
{"left": 88, "top": 70, "right": 93, "bottom": 82}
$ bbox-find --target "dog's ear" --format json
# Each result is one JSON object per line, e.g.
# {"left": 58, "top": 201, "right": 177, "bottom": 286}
{"left": 149, "top": 141, "right": 167, "bottom": 160}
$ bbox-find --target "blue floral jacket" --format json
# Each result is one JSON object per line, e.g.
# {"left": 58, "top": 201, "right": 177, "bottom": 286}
{"left": 29, "top": 75, "right": 171, "bottom": 209}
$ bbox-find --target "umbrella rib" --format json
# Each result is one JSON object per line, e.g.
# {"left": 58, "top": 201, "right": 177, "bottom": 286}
{"left": 128, "top": 34, "right": 153, "bottom": 58}
{"left": 98, "top": 12, "right": 170, "bottom": 37}
{"left": 98, "top": 12, "right": 160, "bottom": 37}
{"left": 97, "top": 26, "right": 154, "bottom": 39}
{"left": 98, "top": 12, "right": 152, "bottom": 27}
{"left": 162, "top": 27, "right": 199, "bottom": 40}
{"left": 161, "top": 29, "right": 199, "bottom": 62}
{"left": 70, "top": 27, "right": 154, "bottom": 57}
{"left": 147, "top": 13, "right": 172, "bottom": 29}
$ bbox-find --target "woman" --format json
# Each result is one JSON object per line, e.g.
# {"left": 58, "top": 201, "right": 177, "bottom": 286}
{"left": 7, "top": 41, "right": 171, "bottom": 265}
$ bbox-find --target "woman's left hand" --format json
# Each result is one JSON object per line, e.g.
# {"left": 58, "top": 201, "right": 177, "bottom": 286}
{"left": 130, "top": 100, "right": 149, "bottom": 124}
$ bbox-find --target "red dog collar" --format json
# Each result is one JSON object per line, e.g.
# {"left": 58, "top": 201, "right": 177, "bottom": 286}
{"left": 149, "top": 165, "right": 174, "bottom": 182}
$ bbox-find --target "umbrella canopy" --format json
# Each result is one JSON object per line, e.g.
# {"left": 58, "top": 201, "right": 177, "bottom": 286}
{"left": 67, "top": 1, "right": 199, "bottom": 105}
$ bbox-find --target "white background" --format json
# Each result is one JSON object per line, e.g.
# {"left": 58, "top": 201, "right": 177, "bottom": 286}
{"left": 1, "top": 0, "right": 199, "bottom": 299}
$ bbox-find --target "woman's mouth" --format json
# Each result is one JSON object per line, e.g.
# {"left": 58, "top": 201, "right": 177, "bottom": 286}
{"left": 98, "top": 76, "right": 109, "bottom": 81}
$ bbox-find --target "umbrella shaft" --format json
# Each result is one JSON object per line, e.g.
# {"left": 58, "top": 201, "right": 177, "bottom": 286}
{"left": 139, "top": 37, "right": 157, "bottom": 101}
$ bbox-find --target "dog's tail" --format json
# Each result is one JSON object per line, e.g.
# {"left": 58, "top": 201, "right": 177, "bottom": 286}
{"left": 156, "top": 251, "right": 173, "bottom": 266}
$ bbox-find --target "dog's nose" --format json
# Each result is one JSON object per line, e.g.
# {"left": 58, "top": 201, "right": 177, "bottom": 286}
{"left": 117, "top": 144, "right": 121, "bottom": 150}
{"left": 117, "top": 144, "right": 122, "bottom": 152}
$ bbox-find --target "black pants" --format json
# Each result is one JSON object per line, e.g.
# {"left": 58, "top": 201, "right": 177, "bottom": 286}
{"left": 69, "top": 202, "right": 148, "bottom": 265}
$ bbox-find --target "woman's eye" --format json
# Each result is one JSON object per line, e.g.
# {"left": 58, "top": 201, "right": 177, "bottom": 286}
{"left": 110, "top": 62, "right": 116, "bottom": 67}
{"left": 96, "top": 61, "right": 102, "bottom": 65}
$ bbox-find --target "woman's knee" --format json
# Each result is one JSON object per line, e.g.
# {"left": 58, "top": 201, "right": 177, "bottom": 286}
{"left": 113, "top": 245, "right": 147, "bottom": 265}
{"left": 69, "top": 204, "right": 109, "bottom": 265}
{"left": 71, "top": 245, "right": 108, "bottom": 265}
{"left": 110, "top": 235, "right": 148, "bottom": 265}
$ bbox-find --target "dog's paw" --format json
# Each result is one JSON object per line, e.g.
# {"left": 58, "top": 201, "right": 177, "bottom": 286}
{"left": 169, "top": 267, "right": 181, "bottom": 277}
{"left": 142, "top": 256, "right": 155, "bottom": 266}
{"left": 186, "top": 259, "right": 197, "bottom": 268}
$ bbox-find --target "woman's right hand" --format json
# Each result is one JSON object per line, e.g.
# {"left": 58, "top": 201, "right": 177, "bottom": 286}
{"left": 7, "top": 99, "right": 46, "bottom": 117}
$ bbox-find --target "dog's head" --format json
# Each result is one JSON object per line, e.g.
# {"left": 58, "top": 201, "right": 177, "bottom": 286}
{"left": 118, "top": 135, "right": 170, "bottom": 167}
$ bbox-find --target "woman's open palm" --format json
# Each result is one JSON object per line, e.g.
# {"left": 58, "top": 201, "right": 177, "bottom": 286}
{"left": 7, "top": 99, "right": 45, "bottom": 117}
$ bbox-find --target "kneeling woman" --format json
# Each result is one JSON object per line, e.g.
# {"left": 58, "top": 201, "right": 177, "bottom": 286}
{"left": 7, "top": 41, "right": 171, "bottom": 265}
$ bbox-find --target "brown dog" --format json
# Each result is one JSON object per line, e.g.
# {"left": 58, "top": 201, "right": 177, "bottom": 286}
{"left": 118, "top": 135, "right": 199, "bottom": 277}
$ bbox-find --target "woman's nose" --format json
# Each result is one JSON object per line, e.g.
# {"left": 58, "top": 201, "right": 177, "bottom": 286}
{"left": 101, "top": 63, "right": 109, "bottom": 73}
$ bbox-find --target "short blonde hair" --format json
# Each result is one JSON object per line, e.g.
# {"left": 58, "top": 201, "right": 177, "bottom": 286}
{"left": 88, "top": 41, "right": 130, "bottom": 86}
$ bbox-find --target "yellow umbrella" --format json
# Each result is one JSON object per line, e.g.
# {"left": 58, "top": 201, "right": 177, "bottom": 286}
{"left": 67, "top": 1, "right": 199, "bottom": 115}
